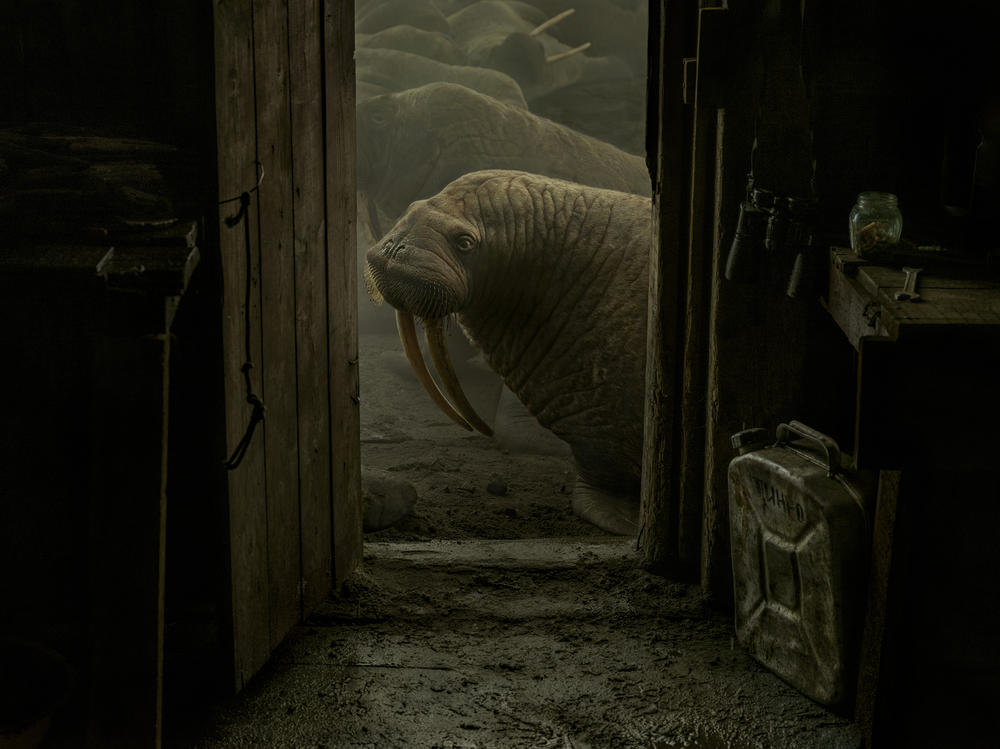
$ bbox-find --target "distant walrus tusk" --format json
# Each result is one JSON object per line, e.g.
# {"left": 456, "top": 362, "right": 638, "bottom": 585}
{"left": 546, "top": 42, "right": 591, "bottom": 63}
{"left": 424, "top": 317, "right": 494, "bottom": 436}
{"left": 530, "top": 8, "right": 575, "bottom": 37}
{"left": 395, "top": 310, "right": 473, "bottom": 431}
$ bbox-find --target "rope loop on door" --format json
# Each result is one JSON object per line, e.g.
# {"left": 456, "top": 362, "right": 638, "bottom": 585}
{"left": 220, "top": 163, "right": 267, "bottom": 471}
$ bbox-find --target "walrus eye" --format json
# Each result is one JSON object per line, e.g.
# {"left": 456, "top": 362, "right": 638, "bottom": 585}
{"left": 367, "top": 98, "right": 392, "bottom": 128}
{"left": 455, "top": 234, "right": 476, "bottom": 252}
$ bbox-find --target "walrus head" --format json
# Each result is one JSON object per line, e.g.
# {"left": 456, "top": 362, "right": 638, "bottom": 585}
{"left": 364, "top": 198, "right": 474, "bottom": 319}
{"left": 364, "top": 195, "right": 493, "bottom": 437}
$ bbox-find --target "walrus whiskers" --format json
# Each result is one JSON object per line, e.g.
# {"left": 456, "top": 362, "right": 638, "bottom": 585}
{"left": 364, "top": 263, "right": 384, "bottom": 304}
{"left": 424, "top": 317, "right": 494, "bottom": 436}
{"left": 395, "top": 310, "right": 473, "bottom": 431}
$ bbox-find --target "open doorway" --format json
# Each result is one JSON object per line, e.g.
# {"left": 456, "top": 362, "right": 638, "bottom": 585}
{"left": 353, "top": 0, "right": 652, "bottom": 543}
{"left": 164, "top": 2, "right": 867, "bottom": 745}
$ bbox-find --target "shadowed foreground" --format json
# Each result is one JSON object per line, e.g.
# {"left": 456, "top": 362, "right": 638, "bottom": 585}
{"left": 168, "top": 538, "right": 861, "bottom": 749}
{"left": 161, "top": 329, "right": 862, "bottom": 749}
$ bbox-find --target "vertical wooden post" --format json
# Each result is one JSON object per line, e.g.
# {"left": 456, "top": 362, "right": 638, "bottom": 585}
{"left": 676, "top": 3, "right": 730, "bottom": 577}
{"left": 854, "top": 469, "right": 901, "bottom": 745}
{"left": 700, "top": 0, "right": 816, "bottom": 604}
{"left": 700, "top": 75, "right": 756, "bottom": 606}
{"left": 639, "top": 0, "right": 693, "bottom": 577}
{"left": 643, "top": 0, "right": 735, "bottom": 581}
{"left": 89, "top": 330, "right": 171, "bottom": 749}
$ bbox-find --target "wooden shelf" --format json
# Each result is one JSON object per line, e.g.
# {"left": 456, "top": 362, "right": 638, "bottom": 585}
{"left": 825, "top": 247, "right": 1000, "bottom": 471}
{"left": 826, "top": 247, "right": 1000, "bottom": 347}
{"left": 825, "top": 246, "right": 1000, "bottom": 746}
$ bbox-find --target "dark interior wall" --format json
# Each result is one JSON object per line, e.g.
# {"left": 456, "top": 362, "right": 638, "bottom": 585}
{"left": 0, "top": 0, "right": 216, "bottom": 150}
{"left": 2, "top": 0, "right": 362, "bottom": 737}
{"left": 0, "top": 0, "right": 229, "bottom": 730}
{"left": 693, "top": 0, "right": 1000, "bottom": 605}
{"left": 805, "top": 0, "right": 1000, "bottom": 250}
{"left": 0, "top": 266, "right": 104, "bottom": 651}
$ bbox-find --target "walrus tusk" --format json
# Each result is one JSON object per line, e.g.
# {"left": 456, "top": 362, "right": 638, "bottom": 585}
{"left": 424, "top": 317, "right": 494, "bottom": 437}
{"left": 395, "top": 310, "right": 473, "bottom": 431}
{"left": 546, "top": 42, "right": 591, "bottom": 63}
{"left": 530, "top": 8, "right": 575, "bottom": 37}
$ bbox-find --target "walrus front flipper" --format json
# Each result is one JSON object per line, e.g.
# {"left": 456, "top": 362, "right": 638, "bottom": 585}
{"left": 571, "top": 477, "right": 639, "bottom": 537}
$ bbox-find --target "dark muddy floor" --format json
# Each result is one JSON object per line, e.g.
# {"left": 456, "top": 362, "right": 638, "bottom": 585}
{"left": 165, "top": 323, "right": 863, "bottom": 748}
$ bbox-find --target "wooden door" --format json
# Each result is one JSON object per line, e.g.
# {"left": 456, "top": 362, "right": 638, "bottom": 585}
{"left": 212, "top": 0, "right": 362, "bottom": 690}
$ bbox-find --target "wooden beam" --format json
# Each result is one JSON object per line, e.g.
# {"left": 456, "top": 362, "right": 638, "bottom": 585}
{"left": 854, "top": 469, "right": 901, "bottom": 745}
{"left": 88, "top": 329, "right": 171, "bottom": 749}
{"left": 677, "top": 4, "right": 729, "bottom": 577}
{"left": 639, "top": 0, "right": 691, "bottom": 576}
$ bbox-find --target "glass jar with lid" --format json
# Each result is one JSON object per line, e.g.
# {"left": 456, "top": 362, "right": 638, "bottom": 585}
{"left": 849, "top": 191, "right": 902, "bottom": 255}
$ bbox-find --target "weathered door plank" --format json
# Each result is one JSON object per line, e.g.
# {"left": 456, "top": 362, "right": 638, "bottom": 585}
{"left": 251, "top": 0, "right": 303, "bottom": 653}
{"left": 288, "top": 0, "right": 335, "bottom": 614}
{"left": 213, "top": 0, "right": 272, "bottom": 689}
{"left": 324, "top": 0, "right": 363, "bottom": 585}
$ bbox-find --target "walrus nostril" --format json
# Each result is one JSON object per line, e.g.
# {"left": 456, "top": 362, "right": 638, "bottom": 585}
{"left": 381, "top": 238, "right": 408, "bottom": 260}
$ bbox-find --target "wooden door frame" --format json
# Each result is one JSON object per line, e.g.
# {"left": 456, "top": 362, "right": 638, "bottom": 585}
{"left": 211, "top": 0, "right": 709, "bottom": 695}
{"left": 639, "top": 0, "right": 703, "bottom": 580}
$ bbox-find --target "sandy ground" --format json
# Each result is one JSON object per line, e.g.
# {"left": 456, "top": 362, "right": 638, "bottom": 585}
{"left": 164, "top": 312, "right": 863, "bottom": 749}
{"left": 358, "top": 309, "right": 594, "bottom": 541}
{"left": 177, "top": 539, "right": 861, "bottom": 749}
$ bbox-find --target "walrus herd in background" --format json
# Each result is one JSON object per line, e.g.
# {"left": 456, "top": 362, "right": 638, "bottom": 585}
{"left": 355, "top": 0, "right": 653, "bottom": 534}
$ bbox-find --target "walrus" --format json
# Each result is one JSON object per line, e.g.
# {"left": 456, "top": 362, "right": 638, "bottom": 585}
{"left": 355, "top": 48, "right": 528, "bottom": 109}
{"left": 447, "top": 1, "right": 636, "bottom": 105}
{"left": 356, "top": 82, "right": 651, "bottom": 238}
{"left": 365, "top": 169, "right": 651, "bottom": 535}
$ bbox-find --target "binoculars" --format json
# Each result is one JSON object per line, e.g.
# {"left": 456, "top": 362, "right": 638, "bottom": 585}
{"left": 725, "top": 178, "right": 818, "bottom": 298}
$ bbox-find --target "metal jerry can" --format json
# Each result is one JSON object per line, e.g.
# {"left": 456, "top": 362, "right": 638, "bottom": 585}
{"left": 728, "top": 421, "right": 871, "bottom": 708}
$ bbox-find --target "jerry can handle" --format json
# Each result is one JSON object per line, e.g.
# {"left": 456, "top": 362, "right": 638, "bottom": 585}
{"left": 776, "top": 420, "right": 841, "bottom": 476}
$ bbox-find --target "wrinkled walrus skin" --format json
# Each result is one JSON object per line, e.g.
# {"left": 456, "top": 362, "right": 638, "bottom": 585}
{"left": 365, "top": 170, "right": 652, "bottom": 535}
